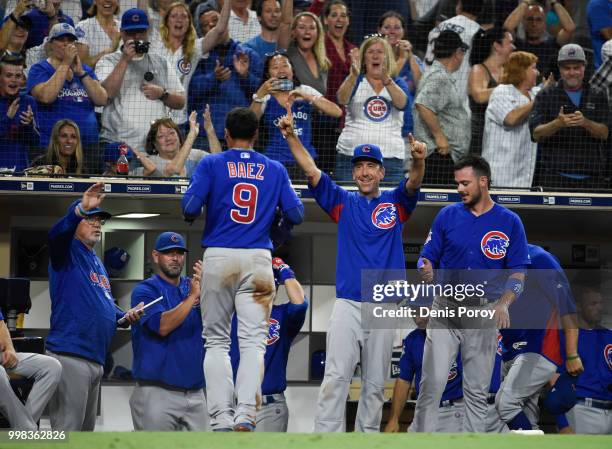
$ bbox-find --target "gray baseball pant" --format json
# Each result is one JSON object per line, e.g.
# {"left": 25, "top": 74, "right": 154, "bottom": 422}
{"left": 46, "top": 351, "right": 103, "bottom": 431}
{"left": 496, "top": 352, "right": 557, "bottom": 428}
{"left": 256, "top": 393, "right": 288, "bottom": 432}
{"left": 567, "top": 401, "right": 612, "bottom": 434}
{"left": 412, "top": 298, "right": 498, "bottom": 433}
{"left": 314, "top": 299, "right": 394, "bottom": 432}
{"left": 486, "top": 401, "right": 509, "bottom": 433}
{"left": 129, "top": 384, "right": 208, "bottom": 431}
{"left": 202, "top": 248, "right": 274, "bottom": 430}
{"left": 0, "top": 352, "right": 62, "bottom": 429}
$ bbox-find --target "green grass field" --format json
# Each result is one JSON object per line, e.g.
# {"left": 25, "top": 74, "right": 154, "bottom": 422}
{"left": 2, "top": 433, "right": 611, "bottom": 449}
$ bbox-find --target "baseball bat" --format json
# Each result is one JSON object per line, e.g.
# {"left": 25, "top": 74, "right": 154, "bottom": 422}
{"left": 117, "top": 295, "right": 163, "bottom": 325}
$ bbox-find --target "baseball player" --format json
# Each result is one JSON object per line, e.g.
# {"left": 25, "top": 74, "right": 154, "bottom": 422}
{"left": 413, "top": 155, "right": 530, "bottom": 433}
{"left": 385, "top": 311, "right": 465, "bottom": 433}
{"left": 182, "top": 107, "right": 304, "bottom": 432}
{"left": 0, "top": 310, "right": 61, "bottom": 429}
{"left": 129, "top": 231, "right": 207, "bottom": 431}
{"left": 496, "top": 244, "right": 583, "bottom": 431}
{"left": 561, "top": 277, "right": 612, "bottom": 434}
{"left": 277, "top": 105, "right": 426, "bottom": 432}
{"left": 229, "top": 257, "right": 309, "bottom": 432}
{"left": 46, "top": 183, "right": 144, "bottom": 431}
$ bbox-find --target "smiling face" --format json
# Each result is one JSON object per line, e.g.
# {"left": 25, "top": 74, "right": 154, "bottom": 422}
{"left": 200, "top": 10, "right": 219, "bottom": 36}
{"left": 166, "top": 4, "right": 191, "bottom": 40}
{"left": 324, "top": 4, "right": 349, "bottom": 41}
{"left": 9, "top": 24, "right": 28, "bottom": 49}
{"left": 94, "top": 0, "right": 118, "bottom": 17}
{"left": 0, "top": 63, "right": 25, "bottom": 97}
{"left": 352, "top": 160, "right": 385, "bottom": 196}
{"left": 260, "top": 0, "right": 281, "bottom": 31}
{"left": 293, "top": 15, "right": 318, "bottom": 51}
{"left": 379, "top": 16, "right": 404, "bottom": 46}
{"left": 364, "top": 41, "right": 386, "bottom": 76}
{"left": 155, "top": 124, "right": 180, "bottom": 157}
{"left": 57, "top": 124, "right": 78, "bottom": 157}
{"left": 559, "top": 61, "right": 585, "bottom": 90}
{"left": 267, "top": 54, "right": 293, "bottom": 80}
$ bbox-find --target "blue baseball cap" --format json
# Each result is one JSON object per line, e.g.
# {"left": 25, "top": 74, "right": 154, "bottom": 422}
{"left": 155, "top": 232, "right": 188, "bottom": 252}
{"left": 103, "top": 142, "right": 134, "bottom": 163}
{"left": 543, "top": 372, "right": 578, "bottom": 415}
{"left": 68, "top": 199, "right": 111, "bottom": 220}
{"left": 104, "top": 247, "right": 131, "bottom": 272}
{"left": 121, "top": 8, "right": 149, "bottom": 31}
{"left": 352, "top": 144, "right": 384, "bottom": 165}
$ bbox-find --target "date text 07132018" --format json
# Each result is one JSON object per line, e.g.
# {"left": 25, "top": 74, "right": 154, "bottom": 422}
{"left": 1, "top": 430, "right": 67, "bottom": 442}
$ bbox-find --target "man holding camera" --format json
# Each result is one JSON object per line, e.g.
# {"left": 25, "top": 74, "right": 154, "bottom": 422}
{"left": 96, "top": 8, "right": 185, "bottom": 151}
{"left": 530, "top": 43, "right": 609, "bottom": 190}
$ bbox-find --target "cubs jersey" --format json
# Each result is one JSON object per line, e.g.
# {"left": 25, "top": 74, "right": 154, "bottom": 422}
{"left": 336, "top": 75, "right": 410, "bottom": 160}
{"left": 502, "top": 245, "right": 577, "bottom": 366}
{"left": 183, "top": 149, "right": 303, "bottom": 249}
{"left": 229, "top": 300, "right": 309, "bottom": 394}
{"left": 131, "top": 275, "right": 204, "bottom": 390}
{"left": 310, "top": 173, "right": 419, "bottom": 300}
{"left": 420, "top": 203, "right": 530, "bottom": 298}
{"left": 562, "top": 328, "right": 612, "bottom": 401}
{"left": 46, "top": 208, "right": 125, "bottom": 365}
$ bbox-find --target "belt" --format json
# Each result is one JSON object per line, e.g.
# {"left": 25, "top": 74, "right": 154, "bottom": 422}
{"left": 577, "top": 398, "right": 612, "bottom": 410}
{"left": 137, "top": 380, "right": 200, "bottom": 394}
{"left": 439, "top": 397, "right": 462, "bottom": 408}
{"left": 262, "top": 393, "right": 284, "bottom": 405}
{"left": 487, "top": 394, "right": 497, "bottom": 405}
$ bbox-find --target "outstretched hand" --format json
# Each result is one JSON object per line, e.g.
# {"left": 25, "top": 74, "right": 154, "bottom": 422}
{"left": 408, "top": 133, "right": 427, "bottom": 160}
{"left": 277, "top": 102, "right": 296, "bottom": 138}
{"left": 81, "top": 182, "right": 106, "bottom": 212}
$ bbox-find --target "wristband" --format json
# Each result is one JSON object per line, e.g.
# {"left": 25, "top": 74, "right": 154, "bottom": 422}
{"left": 272, "top": 257, "right": 295, "bottom": 284}
{"left": 252, "top": 93, "right": 266, "bottom": 103}
{"left": 160, "top": 89, "right": 169, "bottom": 102}
{"left": 566, "top": 354, "right": 580, "bottom": 360}
{"left": 504, "top": 277, "right": 524, "bottom": 298}
{"left": 76, "top": 202, "right": 88, "bottom": 217}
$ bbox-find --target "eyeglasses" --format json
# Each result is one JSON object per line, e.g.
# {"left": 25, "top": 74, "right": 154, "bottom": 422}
{"left": 264, "top": 49, "right": 287, "bottom": 58}
{"left": 84, "top": 216, "right": 106, "bottom": 226}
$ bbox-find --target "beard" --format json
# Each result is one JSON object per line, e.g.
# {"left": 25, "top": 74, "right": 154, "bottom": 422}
{"left": 462, "top": 187, "right": 482, "bottom": 208}
{"left": 160, "top": 263, "right": 182, "bottom": 279}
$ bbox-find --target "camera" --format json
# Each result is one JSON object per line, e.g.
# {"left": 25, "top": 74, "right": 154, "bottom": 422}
{"left": 273, "top": 78, "right": 294, "bottom": 91}
{"left": 134, "top": 40, "right": 150, "bottom": 54}
{"left": 31, "top": 0, "right": 47, "bottom": 10}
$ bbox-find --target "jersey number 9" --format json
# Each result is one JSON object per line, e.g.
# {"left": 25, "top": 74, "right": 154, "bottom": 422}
{"left": 231, "top": 183, "right": 258, "bottom": 224}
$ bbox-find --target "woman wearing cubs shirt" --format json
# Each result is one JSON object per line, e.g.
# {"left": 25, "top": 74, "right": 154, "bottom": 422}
{"left": 250, "top": 51, "right": 341, "bottom": 178}
{"left": 27, "top": 23, "right": 107, "bottom": 174}
{"left": 76, "top": 0, "right": 121, "bottom": 69}
{"left": 335, "top": 34, "right": 409, "bottom": 182}
{"left": 153, "top": 0, "right": 230, "bottom": 126}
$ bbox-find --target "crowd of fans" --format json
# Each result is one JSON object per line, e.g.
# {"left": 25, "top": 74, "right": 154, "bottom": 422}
{"left": 0, "top": 0, "right": 611, "bottom": 190}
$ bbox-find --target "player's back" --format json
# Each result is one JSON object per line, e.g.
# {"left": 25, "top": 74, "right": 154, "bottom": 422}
{"left": 187, "top": 149, "right": 296, "bottom": 249}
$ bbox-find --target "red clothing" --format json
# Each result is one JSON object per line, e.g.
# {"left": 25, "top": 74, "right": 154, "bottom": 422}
{"left": 324, "top": 34, "right": 356, "bottom": 104}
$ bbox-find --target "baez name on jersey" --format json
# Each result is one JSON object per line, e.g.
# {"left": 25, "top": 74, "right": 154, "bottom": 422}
{"left": 227, "top": 162, "right": 265, "bottom": 180}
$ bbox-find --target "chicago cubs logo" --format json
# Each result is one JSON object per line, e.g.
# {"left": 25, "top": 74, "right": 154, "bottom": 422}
{"left": 605, "top": 344, "right": 612, "bottom": 370}
{"left": 447, "top": 360, "right": 458, "bottom": 381}
{"left": 177, "top": 57, "right": 192, "bottom": 75}
{"left": 267, "top": 318, "right": 280, "bottom": 345}
{"left": 363, "top": 96, "right": 391, "bottom": 122}
{"left": 89, "top": 271, "right": 99, "bottom": 283}
{"left": 497, "top": 332, "right": 503, "bottom": 356}
{"left": 371, "top": 203, "right": 397, "bottom": 229}
{"left": 170, "top": 234, "right": 179, "bottom": 243}
{"left": 481, "top": 231, "right": 510, "bottom": 260}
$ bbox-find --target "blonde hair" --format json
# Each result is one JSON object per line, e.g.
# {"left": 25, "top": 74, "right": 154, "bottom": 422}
{"left": 501, "top": 51, "right": 538, "bottom": 87}
{"left": 160, "top": 2, "right": 197, "bottom": 64}
{"left": 359, "top": 35, "right": 398, "bottom": 78}
{"left": 291, "top": 12, "right": 331, "bottom": 72}
{"left": 46, "top": 120, "right": 84, "bottom": 175}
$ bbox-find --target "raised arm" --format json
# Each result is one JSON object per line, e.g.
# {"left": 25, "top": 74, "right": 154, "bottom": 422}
{"left": 277, "top": 0, "right": 294, "bottom": 51}
{"left": 164, "top": 111, "right": 199, "bottom": 176}
{"left": 405, "top": 134, "right": 425, "bottom": 193}
{"left": 202, "top": 0, "right": 231, "bottom": 54}
{"left": 551, "top": 1, "right": 576, "bottom": 45}
{"left": 337, "top": 48, "right": 360, "bottom": 105}
{"left": 503, "top": 0, "right": 529, "bottom": 34}
{"left": 277, "top": 102, "right": 322, "bottom": 186}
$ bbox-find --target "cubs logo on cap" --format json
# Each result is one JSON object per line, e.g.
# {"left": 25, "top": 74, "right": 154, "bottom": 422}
{"left": 266, "top": 318, "right": 281, "bottom": 345}
{"left": 121, "top": 8, "right": 149, "bottom": 31}
{"left": 364, "top": 96, "right": 391, "bottom": 122}
{"left": 352, "top": 143, "right": 384, "bottom": 165}
{"left": 605, "top": 344, "right": 612, "bottom": 370}
{"left": 371, "top": 202, "right": 397, "bottom": 230}
{"left": 155, "top": 231, "right": 188, "bottom": 252}
{"left": 48, "top": 22, "right": 78, "bottom": 41}
{"left": 481, "top": 231, "right": 510, "bottom": 260}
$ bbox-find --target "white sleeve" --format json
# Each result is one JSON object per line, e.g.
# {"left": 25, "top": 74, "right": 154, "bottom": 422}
{"left": 298, "top": 85, "right": 321, "bottom": 97}
{"left": 75, "top": 20, "right": 89, "bottom": 47}
{"left": 260, "top": 94, "right": 271, "bottom": 113}
{"left": 165, "top": 59, "right": 185, "bottom": 93}
{"left": 95, "top": 54, "right": 115, "bottom": 82}
{"left": 487, "top": 86, "right": 520, "bottom": 126}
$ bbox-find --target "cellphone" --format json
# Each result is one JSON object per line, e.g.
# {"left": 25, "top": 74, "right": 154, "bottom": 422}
{"left": 272, "top": 78, "right": 294, "bottom": 91}
{"left": 32, "top": 0, "right": 47, "bottom": 9}
{"left": 562, "top": 104, "right": 577, "bottom": 114}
